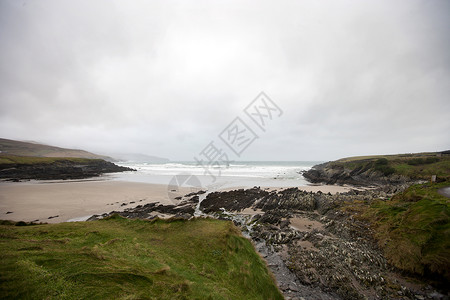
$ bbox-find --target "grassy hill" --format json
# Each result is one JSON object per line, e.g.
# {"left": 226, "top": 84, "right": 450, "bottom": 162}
{"left": 304, "top": 151, "right": 450, "bottom": 186}
{"left": 335, "top": 152, "right": 450, "bottom": 180}
{"left": 0, "top": 138, "right": 112, "bottom": 160}
{"left": 341, "top": 181, "right": 450, "bottom": 287}
{"left": 0, "top": 154, "right": 97, "bottom": 165}
{"left": 359, "top": 182, "right": 450, "bottom": 286}
{"left": 0, "top": 216, "right": 283, "bottom": 300}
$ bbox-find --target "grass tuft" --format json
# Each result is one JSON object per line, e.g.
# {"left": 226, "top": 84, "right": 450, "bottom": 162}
{"left": 362, "top": 182, "right": 450, "bottom": 286}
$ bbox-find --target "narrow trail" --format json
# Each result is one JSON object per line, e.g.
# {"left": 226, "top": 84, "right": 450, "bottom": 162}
{"left": 438, "top": 186, "right": 450, "bottom": 198}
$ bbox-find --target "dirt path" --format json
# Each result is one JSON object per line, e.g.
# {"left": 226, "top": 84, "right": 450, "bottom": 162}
{"left": 438, "top": 186, "right": 450, "bottom": 198}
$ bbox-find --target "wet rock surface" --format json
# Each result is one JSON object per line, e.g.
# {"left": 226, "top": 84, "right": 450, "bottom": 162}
{"left": 202, "top": 186, "right": 448, "bottom": 300}
{"left": 87, "top": 194, "right": 200, "bottom": 221}
{"left": 200, "top": 187, "right": 269, "bottom": 213}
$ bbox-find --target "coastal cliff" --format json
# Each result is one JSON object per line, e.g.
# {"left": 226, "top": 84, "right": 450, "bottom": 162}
{"left": 0, "top": 155, "right": 134, "bottom": 181}
{"left": 303, "top": 152, "right": 450, "bottom": 186}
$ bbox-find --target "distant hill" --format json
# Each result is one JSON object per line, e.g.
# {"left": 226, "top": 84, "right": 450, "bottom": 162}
{"left": 0, "top": 138, "right": 113, "bottom": 161}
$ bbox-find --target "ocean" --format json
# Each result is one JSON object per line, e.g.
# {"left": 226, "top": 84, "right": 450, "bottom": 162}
{"left": 108, "top": 161, "right": 323, "bottom": 191}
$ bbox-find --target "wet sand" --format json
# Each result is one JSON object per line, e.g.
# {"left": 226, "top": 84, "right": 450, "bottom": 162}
{"left": 0, "top": 179, "right": 354, "bottom": 224}
{"left": 0, "top": 180, "right": 188, "bottom": 223}
{"left": 290, "top": 216, "right": 325, "bottom": 232}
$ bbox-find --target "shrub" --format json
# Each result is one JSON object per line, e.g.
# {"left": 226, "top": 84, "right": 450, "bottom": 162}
{"left": 374, "top": 165, "right": 395, "bottom": 176}
{"left": 425, "top": 157, "right": 439, "bottom": 164}
{"left": 407, "top": 157, "right": 439, "bottom": 166}
{"left": 374, "top": 158, "right": 388, "bottom": 166}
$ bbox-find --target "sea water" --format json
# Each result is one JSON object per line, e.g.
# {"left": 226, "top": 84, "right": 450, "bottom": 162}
{"left": 108, "top": 161, "right": 323, "bottom": 190}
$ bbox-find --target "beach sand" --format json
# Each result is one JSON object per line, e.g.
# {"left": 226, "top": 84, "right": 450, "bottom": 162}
{"left": 0, "top": 180, "right": 352, "bottom": 224}
{"left": 0, "top": 180, "right": 189, "bottom": 223}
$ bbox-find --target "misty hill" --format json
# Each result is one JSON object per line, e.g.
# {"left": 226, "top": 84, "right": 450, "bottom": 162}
{"left": 0, "top": 138, "right": 112, "bottom": 160}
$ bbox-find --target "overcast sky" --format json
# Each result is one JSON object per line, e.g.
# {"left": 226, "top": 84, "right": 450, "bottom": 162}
{"left": 1, "top": 0, "right": 449, "bottom": 161}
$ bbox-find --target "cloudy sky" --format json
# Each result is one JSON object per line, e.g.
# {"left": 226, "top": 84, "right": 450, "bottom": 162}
{"left": 1, "top": 0, "right": 449, "bottom": 161}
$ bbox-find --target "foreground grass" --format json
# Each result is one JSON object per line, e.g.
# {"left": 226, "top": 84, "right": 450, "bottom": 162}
{"left": 362, "top": 182, "right": 450, "bottom": 285}
{"left": 0, "top": 216, "right": 282, "bottom": 300}
{"left": 0, "top": 154, "right": 99, "bottom": 165}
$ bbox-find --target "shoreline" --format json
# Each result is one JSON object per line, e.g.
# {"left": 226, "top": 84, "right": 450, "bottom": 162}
{"left": 0, "top": 178, "right": 352, "bottom": 224}
{"left": 0, "top": 180, "right": 189, "bottom": 223}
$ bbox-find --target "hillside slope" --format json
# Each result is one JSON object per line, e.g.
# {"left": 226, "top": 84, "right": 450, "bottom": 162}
{"left": 359, "top": 182, "right": 450, "bottom": 286}
{"left": 0, "top": 138, "right": 112, "bottom": 160}
{"left": 0, "top": 216, "right": 283, "bottom": 300}
{"left": 303, "top": 151, "right": 450, "bottom": 186}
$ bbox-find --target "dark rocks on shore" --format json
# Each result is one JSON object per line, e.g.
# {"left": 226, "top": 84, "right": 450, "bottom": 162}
{"left": 200, "top": 187, "right": 269, "bottom": 213}
{"left": 88, "top": 195, "right": 199, "bottom": 221}
{"left": 0, "top": 159, "right": 135, "bottom": 181}
{"left": 197, "top": 185, "right": 447, "bottom": 300}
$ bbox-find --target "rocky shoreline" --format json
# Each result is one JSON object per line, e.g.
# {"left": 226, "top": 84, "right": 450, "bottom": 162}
{"left": 0, "top": 159, "right": 134, "bottom": 181}
{"left": 302, "top": 162, "right": 410, "bottom": 186}
{"left": 89, "top": 185, "right": 448, "bottom": 300}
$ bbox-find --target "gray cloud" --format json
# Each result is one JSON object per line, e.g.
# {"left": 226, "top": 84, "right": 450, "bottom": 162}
{"left": 1, "top": 0, "right": 449, "bottom": 160}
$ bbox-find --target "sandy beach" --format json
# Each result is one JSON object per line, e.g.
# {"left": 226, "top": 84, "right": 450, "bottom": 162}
{"left": 0, "top": 180, "right": 189, "bottom": 223}
{"left": 0, "top": 179, "right": 352, "bottom": 224}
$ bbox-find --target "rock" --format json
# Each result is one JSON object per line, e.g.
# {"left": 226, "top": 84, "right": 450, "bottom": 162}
{"left": 280, "top": 219, "right": 290, "bottom": 229}
{"left": 200, "top": 187, "right": 269, "bottom": 213}
{"left": 87, "top": 198, "right": 196, "bottom": 221}
{"left": 185, "top": 190, "right": 206, "bottom": 197}
{"left": 429, "top": 292, "right": 446, "bottom": 300}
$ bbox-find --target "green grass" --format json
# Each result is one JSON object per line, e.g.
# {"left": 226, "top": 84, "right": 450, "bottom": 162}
{"left": 391, "top": 159, "right": 450, "bottom": 180}
{"left": 0, "top": 216, "right": 283, "bottom": 300}
{"left": 0, "top": 154, "right": 100, "bottom": 165}
{"left": 364, "top": 182, "right": 450, "bottom": 284}
{"left": 336, "top": 152, "right": 440, "bottom": 163}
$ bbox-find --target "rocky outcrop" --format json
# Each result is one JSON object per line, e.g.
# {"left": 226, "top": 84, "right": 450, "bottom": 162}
{"left": 0, "top": 159, "right": 134, "bottom": 181}
{"left": 302, "top": 162, "right": 410, "bottom": 186}
{"left": 200, "top": 187, "right": 269, "bottom": 213}
{"left": 199, "top": 186, "right": 447, "bottom": 300}
{"left": 87, "top": 193, "right": 201, "bottom": 221}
